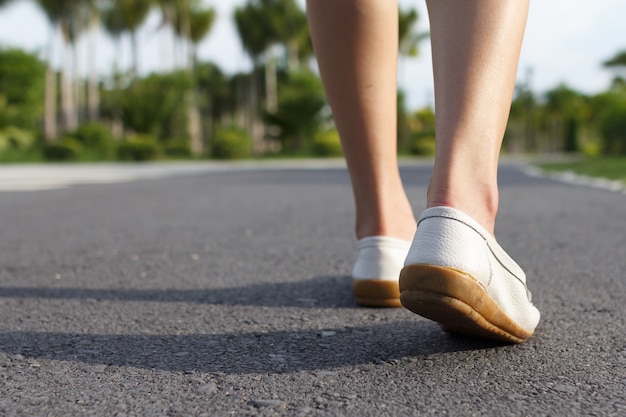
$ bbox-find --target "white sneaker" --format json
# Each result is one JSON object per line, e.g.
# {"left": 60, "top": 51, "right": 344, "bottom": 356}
{"left": 400, "top": 206, "right": 540, "bottom": 343}
{"left": 352, "top": 236, "right": 412, "bottom": 307}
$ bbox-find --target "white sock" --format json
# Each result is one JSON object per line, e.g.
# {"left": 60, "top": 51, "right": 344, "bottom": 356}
{"left": 351, "top": 236, "right": 412, "bottom": 281}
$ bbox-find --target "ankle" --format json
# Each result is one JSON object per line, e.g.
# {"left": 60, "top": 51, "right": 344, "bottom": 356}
{"left": 427, "top": 181, "right": 499, "bottom": 235}
{"left": 355, "top": 201, "right": 417, "bottom": 242}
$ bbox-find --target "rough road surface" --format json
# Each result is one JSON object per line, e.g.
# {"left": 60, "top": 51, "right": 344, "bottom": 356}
{"left": 0, "top": 161, "right": 624, "bottom": 416}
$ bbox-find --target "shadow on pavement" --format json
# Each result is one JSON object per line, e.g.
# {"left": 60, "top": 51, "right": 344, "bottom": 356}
{"left": 0, "top": 322, "right": 507, "bottom": 375}
{"left": 0, "top": 276, "right": 358, "bottom": 308}
{"left": 0, "top": 276, "right": 511, "bottom": 374}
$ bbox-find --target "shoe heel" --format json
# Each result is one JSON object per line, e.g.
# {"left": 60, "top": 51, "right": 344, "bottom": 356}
{"left": 353, "top": 280, "right": 401, "bottom": 307}
{"left": 399, "top": 264, "right": 532, "bottom": 343}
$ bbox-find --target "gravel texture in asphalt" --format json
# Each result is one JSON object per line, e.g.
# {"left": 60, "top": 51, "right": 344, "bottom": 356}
{"left": 0, "top": 162, "right": 624, "bottom": 416}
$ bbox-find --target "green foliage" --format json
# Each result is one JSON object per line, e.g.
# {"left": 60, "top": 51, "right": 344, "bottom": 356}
{"left": 117, "top": 135, "right": 161, "bottom": 161}
{"left": 398, "top": 8, "right": 428, "bottom": 58}
{"left": 405, "top": 107, "right": 436, "bottom": 156}
{"left": 210, "top": 127, "right": 250, "bottom": 159}
{"left": 70, "top": 122, "right": 117, "bottom": 159}
{"left": 312, "top": 129, "right": 342, "bottom": 157}
{"left": 234, "top": 0, "right": 311, "bottom": 68}
{"left": 102, "top": 0, "right": 152, "bottom": 36}
{"left": 599, "top": 91, "right": 626, "bottom": 155}
{"left": 265, "top": 71, "right": 326, "bottom": 152}
{"left": 603, "top": 50, "right": 626, "bottom": 84}
{"left": 43, "top": 137, "right": 83, "bottom": 161}
{"left": 410, "top": 135, "right": 436, "bottom": 156}
{"left": 195, "top": 62, "right": 234, "bottom": 123}
{"left": 544, "top": 84, "right": 587, "bottom": 153}
{"left": 163, "top": 138, "right": 192, "bottom": 159}
{"left": 0, "top": 126, "right": 35, "bottom": 153}
{"left": 397, "top": 90, "right": 410, "bottom": 153}
{"left": 234, "top": 2, "right": 272, "bottom": 61}
{"left": 122, "top": 72, "right": 192, "bottom": 140}
{"left": 0, "top": 94, "right": 12, "bottom": 129}
{"left": 563, "top": 118, "right": 579, "bottom": 153}
{"left": 188, "top": 5, "right": 216, "bottom": 45}
{"left": 539, "top": 157, "right": 626, "bottom": 183}
{"left": 0, "top": 48, "right": 46, "bottom": 129}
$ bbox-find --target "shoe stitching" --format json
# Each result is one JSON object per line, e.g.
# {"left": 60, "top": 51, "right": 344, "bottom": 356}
{"left": 418, "top": 213, "right": 531, "bottom": 300}
{"left": 485, "top": 242, "right": 494, "bottom": 288}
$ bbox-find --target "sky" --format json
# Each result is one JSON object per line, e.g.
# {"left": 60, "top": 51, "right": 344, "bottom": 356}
{"left": 0, "top": 0, "right": 625, "bottom": 109}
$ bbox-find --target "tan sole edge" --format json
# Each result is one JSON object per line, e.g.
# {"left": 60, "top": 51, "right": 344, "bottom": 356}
{"left": 399, "top": 264, "right": 533, "bottom": 343}
{"left": 352, "top": 280, "right": 401, "bottom": 308}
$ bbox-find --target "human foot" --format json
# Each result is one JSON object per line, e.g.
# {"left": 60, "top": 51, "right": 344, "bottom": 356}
{"left": 352, "top": 236, "right": 412, "bottom": 307}
{"left": 399, "top": 206, "right": 540, "bottom": 343}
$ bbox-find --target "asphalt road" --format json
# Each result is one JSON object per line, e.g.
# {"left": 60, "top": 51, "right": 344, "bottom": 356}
{"left": 0, "top": 161, "right": 624, "bottom": 417}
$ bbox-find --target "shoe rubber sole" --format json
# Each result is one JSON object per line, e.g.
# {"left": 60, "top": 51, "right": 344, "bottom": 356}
{"left": 353, "top": 279, "right": 402, "bottom": 307}
{"left": 399, "top": 264, "right": 533, "bottom": 343}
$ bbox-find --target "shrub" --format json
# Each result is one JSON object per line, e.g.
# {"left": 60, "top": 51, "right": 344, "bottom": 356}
{"left": 0, "top": 126, "right": 34, "bottom": 153}
{"left": 163, "top": 138, "right": 192, "bottom": 159}
{"left": 72, "top": 122, "right": 113, "bottom": 146}
{"left": 71, "top": 122, "right": 116, "bottom": 159}
{"left": 410, "top": 135, "right": 436, "bottom": 156}
{"left": 599, "top": 94, "right": 626, "bottom": 156}
{"left": 312, "top": 129, "right": 343, "bottom": 157}
{"left": 117, "top": 135, "right": 160, "bottom": 161}
{"left": 0, "top": 126, "right": 39, "bottom": 162}
{"left": 210, "top": 128, "right": 250, "bottom": 160}
{"left": 43, "top": 137, "right": 83, "bottom": 161}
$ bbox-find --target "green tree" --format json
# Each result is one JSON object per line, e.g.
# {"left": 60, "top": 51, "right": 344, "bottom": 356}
{"left": 156, "top": 0, "right": 216, "bottom": 155}
{"left": 102, "top": 0, "right": 153, "bottom": 76}
{"left": 398, "top": 8, "right": 429, "bottom": 59}
{"left": 0, "top": 0, "right": 61, "bottom": 141}
{"left": 544, "top": 84, "right": 587, "bottom": 153}
{"left": 597, "top": 89, "right": 626, "bottom": 155}
{"left": 0, "top": 48, "right": 45, "bottom": 158}
{"left": 264, "top": 71, "right": 326, "bottom": 153}
{"left": 234, "top": 1, "right": 274, "bottom": 152}
{"left": 397, "top": 7, "right": 428, "bottom": 149}
{"left": 195, "top": 62, "right": 235, "bottom": 138}
{"left": 507, "top": 70, "right": 540, "bottom": 153}
{"left": 261, "top": 0, "right": 309, "bottom": 71}
{"left": 121, "top": 71, "right": 192, "bottom": 140}
{"left": 35, "top": 0, "right": 91, "bottom": 133}
{"left": 603, "top": 50, "right": 626, "bottom": 86}
{"left": 0, "top": 48, "right": 46, "bottom": 130}
{"left": 188, "top": 4, "right": 216, "bottom": 66}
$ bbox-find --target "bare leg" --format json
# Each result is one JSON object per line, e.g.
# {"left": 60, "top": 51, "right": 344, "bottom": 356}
{"left": 306, "top": 0, "right": 416, "bottom": 241}
{"left": 399, "top": 0, "right": 539, "bottom": 342}
{"left": 426, "top": 0, "right": 530, "bottom": 234}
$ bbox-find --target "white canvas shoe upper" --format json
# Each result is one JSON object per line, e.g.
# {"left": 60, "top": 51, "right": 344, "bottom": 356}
{"left": 352, "top": 236, "right": 412, "bottom": 281}
{"left": 404, "top": 206, "right": 541, "bottom": 334}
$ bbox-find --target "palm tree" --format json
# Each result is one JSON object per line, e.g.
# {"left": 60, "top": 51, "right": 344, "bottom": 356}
{"left": 234, "top": 1, "right": 275, "bottom": 152}
{"left": 398, "top": 8, "right": 429, "bottom": 59}
{"left": 156, "top": 0, "right": 215, "bottom": 155}
{"left": 604, "top": 50, "right": 626, "bottom": 86}
{"left": 185, "top": 3, "right": 216, "bottom": 155}
{"left": 187, "top": 4, "right": 215, "bottom": 68}
{"left": 36, "top": 0, "right": 89, "bottom": 133}
{"left": 102, "top": 0, "right": 153, "bottom": 76}
{"left": 66, "top": 1, "right": 98, "bottom": 127}
{"left": 34, "top": 0, "right": 75, "bottom": 136}
{"left": 85, "top": 1, "right": 104, "bottom": 122}
{"left": 261, "top": 0, "right": 308, "bottom": 72}
{"left": 0, "top": 0, "right": 58, "bottom": 141}
{"left": 256, "top": 0, "right": 305, "bottom": 115}
{"left": 101, "top": 0, "right": 153, "bottom": 138}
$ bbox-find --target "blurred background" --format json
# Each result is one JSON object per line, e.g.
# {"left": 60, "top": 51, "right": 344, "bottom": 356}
{"left": 0, "top": 0, "right": 625, "bottom": 163}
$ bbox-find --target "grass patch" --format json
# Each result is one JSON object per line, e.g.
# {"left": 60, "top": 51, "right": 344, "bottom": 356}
{"left": 538, "top": 157, "right": 626, "bottom": 183}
